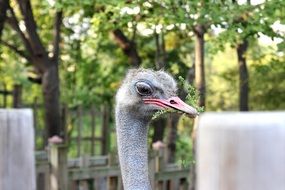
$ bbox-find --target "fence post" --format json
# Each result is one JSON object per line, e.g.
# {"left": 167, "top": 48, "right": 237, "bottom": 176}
{"left": 101, "top": 104, "right": 110, "bottom": 155}
{"left": 148, "top": 151, "right": 155, "bottom": 188}
{"left": 2, "top": 83, "right": 8, "bottom": 107}
{"left": 0, "top": 109, "right": 35, "bottom": 190}
{"left": 77, "top": 106, "right": 83, "bottom": 157}
{"left": 149, "top": 148, "right": 166, "bottom": 189}
{"left": 90, "top": 105, "right": 96, "bottom": 155}
{"left": 12, "top": 84, "right": 22, "bottom": 108}
{"left": 196, "top": 112, "right": 285, "bottom": 190}
{"left": 49, "top": 143, "right": 68, "bottom": 190}
{"left": 106, "top": 154, "right": 117, "bottom": 190}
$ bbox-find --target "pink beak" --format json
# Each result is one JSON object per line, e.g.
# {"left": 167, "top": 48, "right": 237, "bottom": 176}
{"left": 143, "top": 96, "right": 198, "bottom": 118}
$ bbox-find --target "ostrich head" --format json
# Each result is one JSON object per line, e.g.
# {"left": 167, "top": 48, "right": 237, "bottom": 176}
{"left": 115, "top": 68, "right": 198, "bottom": 190}
{"left": 116, "top": 68, "right": 198, "bottom": 119}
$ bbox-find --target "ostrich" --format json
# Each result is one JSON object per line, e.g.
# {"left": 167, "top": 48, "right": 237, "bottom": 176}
{"left": 115, "top": 69, "right": 198, "bottom": 190}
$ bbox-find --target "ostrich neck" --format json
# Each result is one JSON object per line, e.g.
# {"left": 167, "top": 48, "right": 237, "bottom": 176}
{"left": 115, "top": 106, "right": 151, "bottom": 190}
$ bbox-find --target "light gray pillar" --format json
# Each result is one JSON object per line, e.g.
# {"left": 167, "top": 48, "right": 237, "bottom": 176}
{"left": 0, "top": 109, "right": 35, "bottom": 190}
{"left": 196, "top": 112, "right": 285, "bottom": 190}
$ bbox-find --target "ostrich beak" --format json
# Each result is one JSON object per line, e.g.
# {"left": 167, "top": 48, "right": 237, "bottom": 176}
{"left": 143, "top": 96, "right": 198, "bottom": 118}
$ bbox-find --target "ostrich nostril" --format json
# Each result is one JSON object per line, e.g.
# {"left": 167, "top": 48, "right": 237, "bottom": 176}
{"left": 170, "top": 99, "right": 177, "bottom": 104}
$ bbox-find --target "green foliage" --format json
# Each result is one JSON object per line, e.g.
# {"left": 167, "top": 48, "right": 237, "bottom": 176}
{"left": 210, "top": 0, "right": 285, "bottom": 53}
{"left": 152, "top": 109, "right": 174, "bottom": 120}
{"left": 176, "top": 133, "right": 194, "bottom": 168}
{"left": 249, "top": 58, "right": 285, "bottom": 110}
{"left": 1, "top": 0, "right": 285, "bottom": 159}
{"left": 178, "top": 76, "right": 204, "bottom": 113}
{"left": 207, "top": 42, "right": 285, "bottom": 111}
{"left": 152, "top": 76, "right": 203, "bottom": 120}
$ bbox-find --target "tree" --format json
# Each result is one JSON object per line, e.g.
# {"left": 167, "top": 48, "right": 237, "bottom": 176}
{"left": 1, "top": 0, "right": 63, "bottom": 140}
{"left": 212, "top": 0, "right": 285, "bottom": 111}
{"left": 237, "top": 38, "right": 249, "bottom": 111}
{"left": 233, "top": 0, "right": 250, "bottom": 111}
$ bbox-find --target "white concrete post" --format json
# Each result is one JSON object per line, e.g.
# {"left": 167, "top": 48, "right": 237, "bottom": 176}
{"left": 0, "top": 109, "right": 35, "bottom": 190}
{"left": 196, "top": 112, "right": 285, "bottom": 190}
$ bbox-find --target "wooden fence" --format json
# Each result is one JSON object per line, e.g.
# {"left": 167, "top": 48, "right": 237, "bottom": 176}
{"left": 66, "top": 105, "right": 111, "bottom": 156}
{"left": 36, "top": 144, "right": 190, "bottom": 190}
{"left": 0, "top": 85, "right": 111, "bottom": 155}
{"left": 32, "top": 102, "right": 112, "bottom": 155}
{"left": 0, "top": 84, "right": 22, "bottom": 108}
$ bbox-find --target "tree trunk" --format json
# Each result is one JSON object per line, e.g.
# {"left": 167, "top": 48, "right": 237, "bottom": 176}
{"left": 186, "top": 64, "right": 196, "bottom": 190}
{"left": 189, "top": 24, "right": 206, "bottom": 190}
{"left": 151, "top": 119, "right": 166, "bottom": 144}
{"left": 42, "top": 64, "right": 61, "bottom": 139}
{"left": 154, "top": 30, "right": 165, "bottom": 70}
{"left": 152, "top": 30, "right": 167, "bottom": 146}
{"left": 194, "top": 25, "right": 206, "bottom": 108}
{"left": 0, "top": 0, "right": 9, "bottom": 39}
{"left": 166, "top": 113, "right": 180, "bottom": 163}
{"left": 112, "top": 29, "right": 141, "bottom": 67}
{"left": 237, "top": 40, "right": 249, "bottom": 111}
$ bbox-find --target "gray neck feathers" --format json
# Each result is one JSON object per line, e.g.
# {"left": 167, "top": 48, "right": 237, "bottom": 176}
{"left": 115, "top": 105, "right": 152, "bottom": 190}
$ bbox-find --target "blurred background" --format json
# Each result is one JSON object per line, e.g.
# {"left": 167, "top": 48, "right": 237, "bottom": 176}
{"left": 0, "top": 0, "right": 284, "bottom": 167}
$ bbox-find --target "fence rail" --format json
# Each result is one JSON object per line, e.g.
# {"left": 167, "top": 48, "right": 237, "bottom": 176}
{"left": 36, "top": 144, "right": 190, "bottom": 190}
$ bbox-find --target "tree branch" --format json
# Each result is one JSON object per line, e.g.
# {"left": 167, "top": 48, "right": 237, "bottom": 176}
{"left": 131, "top": 17, "right": 137, "bottom": 42}
{"left": 0, "top": 0, "right": 9, "bottom": 40}
{"left": 16, "top": 0, "right": 48, "bottom": 61}
{"left": 7, "top": 5, "right": 33, "bottom": 55}
{"left": 0, "top": 39, "right": 31, "bottom": 61}
{"left": 154, "top": 28, "right": 161, "bottom": 70}
{"left": 52, "top": 11, "right": 62, "bottom": 64}
{"left": 112, "top": 29, "right": 141, "bottom": 67}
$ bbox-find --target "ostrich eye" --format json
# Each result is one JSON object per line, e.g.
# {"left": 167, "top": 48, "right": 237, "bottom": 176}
{"left": 135, "top": 82, "right": 153, "bottom": 96}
